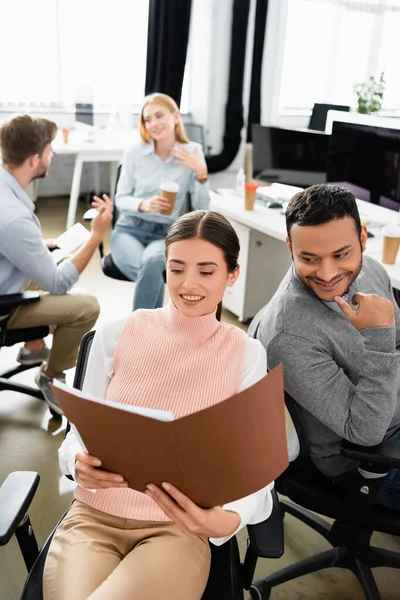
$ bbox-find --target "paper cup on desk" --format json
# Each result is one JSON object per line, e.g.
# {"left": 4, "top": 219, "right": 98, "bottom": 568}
{"left": 381, "top": 224, "right": 400, "bottom": 264}
{"left": 61, "top": 127, "right": 70, "bottom": 144}
{"left": 160, "top": 181, "right": 179, "bottom": 215}
{"left": 244, "top": 182, "right": 258, "bottom": 211}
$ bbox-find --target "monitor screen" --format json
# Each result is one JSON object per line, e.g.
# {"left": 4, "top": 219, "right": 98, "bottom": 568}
{"left": 327, "top": 121, "right": 400, "bottom": 206}
{"left": 252, "top": 124, "right": 329, "bottom": 187}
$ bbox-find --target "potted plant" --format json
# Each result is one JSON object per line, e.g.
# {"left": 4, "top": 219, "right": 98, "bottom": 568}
{"left": 354, "top": 72, "right": 385, "bottom": 114}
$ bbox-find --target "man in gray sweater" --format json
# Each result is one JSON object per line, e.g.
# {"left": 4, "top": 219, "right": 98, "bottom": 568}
{"left": 252, "top": 184, "right": 400, "bottom": 511}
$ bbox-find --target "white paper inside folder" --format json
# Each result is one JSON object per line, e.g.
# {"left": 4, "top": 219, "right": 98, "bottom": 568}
{"left": 256, "top": 183, "right": 303, "bottom": 206}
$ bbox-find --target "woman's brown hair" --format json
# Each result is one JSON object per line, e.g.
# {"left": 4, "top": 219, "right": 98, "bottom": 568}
{"left": 165, "top": 211, "right": 240, "bottom": 320}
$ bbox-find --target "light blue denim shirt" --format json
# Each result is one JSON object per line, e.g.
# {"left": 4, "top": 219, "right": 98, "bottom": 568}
{"left": 115, "top": 140, "right": 210, "bottom": 226}
{"left": 0, "top": 166, "right": 79, "bottom": 295}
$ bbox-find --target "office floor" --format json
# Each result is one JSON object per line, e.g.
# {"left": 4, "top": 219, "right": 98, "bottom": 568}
{"left": 1, "top": 195, "right": 400, "bottom": 600}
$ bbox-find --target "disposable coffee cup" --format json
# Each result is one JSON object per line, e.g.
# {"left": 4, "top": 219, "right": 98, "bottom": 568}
{"left": 62, "top": 127, "right": 70, "bottom": 144}
{"left": 381, "top": 224, "right": 400, "bottom": 264}
{"left": 160, "top": 181, "right": 179, "bottom": 215}
{"left": 244, "top": 182, "right": 258, "bottom": 211}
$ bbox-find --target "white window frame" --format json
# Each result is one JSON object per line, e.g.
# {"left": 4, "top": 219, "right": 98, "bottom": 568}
{"left": 262, "top": 0, "right": 400, "bottom": 127}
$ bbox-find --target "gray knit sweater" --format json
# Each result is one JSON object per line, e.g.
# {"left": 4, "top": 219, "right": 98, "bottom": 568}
{"left": 253, "top": 255, "right": 400, "bottom": 477}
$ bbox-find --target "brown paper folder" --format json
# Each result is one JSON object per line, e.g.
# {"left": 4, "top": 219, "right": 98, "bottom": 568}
{"left": 50, "top": 364, "right": 288, "bottom": 508}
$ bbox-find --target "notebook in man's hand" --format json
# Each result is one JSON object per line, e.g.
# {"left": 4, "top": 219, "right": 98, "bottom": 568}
{"left": 51, "top": 223, "right": 91, "bottom": 264}
{"left": 50, "top": 365, "right": 288, "bottom": 508}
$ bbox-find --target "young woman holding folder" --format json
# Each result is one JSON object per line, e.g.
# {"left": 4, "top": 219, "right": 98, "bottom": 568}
{"left": 44, "top": 210, "right": 274, "bottom": 600}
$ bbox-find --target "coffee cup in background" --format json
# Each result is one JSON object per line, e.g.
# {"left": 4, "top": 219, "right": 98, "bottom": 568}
{"left": 244, "top": 182, "right": 258, "bottom": 211}
{"left": 381, "top": 223, "right": 400, "bottom": 264}
{"left": 160, "top": 181, "right": 180, "bottom": 215}
{"left": 62, "top": 127, "right": 70, "bottom": 144}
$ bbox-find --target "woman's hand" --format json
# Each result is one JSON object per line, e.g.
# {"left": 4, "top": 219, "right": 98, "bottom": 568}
{"left": 145, "top": 482, "right": 241, "bottom": 538}
{"left": 139, "top": 196, "right": 171, "bottom": 213}
{"left": 171, "top": 144, "right": 208, "bottom": 182}
{"left": 75, "top": 452, "right": 129, "bottom": 490}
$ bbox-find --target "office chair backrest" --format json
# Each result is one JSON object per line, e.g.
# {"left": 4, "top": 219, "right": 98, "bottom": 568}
{"left": 185, "top": 123, "right": 206, "bottom": 148}
{"left": 63, "top": 331, "right": 96, "bottom": 438}
{"left": 282, "top": 392, "right": 312, "bottom": 471}
{"left": 309, "top": 103, "right": 350, "bottom": 132}
{"left": 72, "top": 330, "right": 96, "bottom": 391}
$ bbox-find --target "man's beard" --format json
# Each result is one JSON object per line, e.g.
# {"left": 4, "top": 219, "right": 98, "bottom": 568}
{"left": 31, "top": 169, "right": 48, "bottom": 183}
{"left": 297, "top": 256, "right": 363, "bottom": 298}
{"left": 31, "top": 168, "right": 48, "bottom": 182}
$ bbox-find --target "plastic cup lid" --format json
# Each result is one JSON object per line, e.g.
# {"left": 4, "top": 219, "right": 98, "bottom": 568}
{"left": 160, "top": 181, "right": 179, "bottom": 193}
{"left": 381, "top": 223, "right": 400, "bottom": 238}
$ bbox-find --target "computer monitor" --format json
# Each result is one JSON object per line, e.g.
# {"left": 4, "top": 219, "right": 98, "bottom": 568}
{"left": 308, "top": 103, "right": 350, "bottom": 132}
{"left": 252, "top": 124, "right": 329, "bottom": 188}
{"left": 327, "top": 121, "right": 400, "bottom": 207}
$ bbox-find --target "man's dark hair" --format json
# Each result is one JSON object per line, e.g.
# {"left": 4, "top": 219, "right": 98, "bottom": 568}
{"left": 286, "top": 184, "right": 362, "bottom": 239}
{"left": 0, "top": 114, "right": 57, "bottom": 167}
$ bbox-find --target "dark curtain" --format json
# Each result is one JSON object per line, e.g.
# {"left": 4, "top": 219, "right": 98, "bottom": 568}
{"left": 246, "top": 0, "right": 269, "bottom": 142}
{"left": 145, "top": 0, "right": 192, "bottom": 107}
{"left": 206, "top": 0, "right": 251, "bottom": 173}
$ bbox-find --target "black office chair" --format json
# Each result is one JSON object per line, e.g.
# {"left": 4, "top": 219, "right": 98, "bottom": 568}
{"left": 0, "top": 292, "right": 55, "bottom": 413}
{"left": 245, "top": 359, "right": 400, "bottom": 598}
{"left": 0, "top": 329, "right": 284, "bottom": 599}
{"left": 308, "top": 103, "right": 350, "bottom": 132}
{"left": 81, "top": 164, "right": 129, "bottom": 280}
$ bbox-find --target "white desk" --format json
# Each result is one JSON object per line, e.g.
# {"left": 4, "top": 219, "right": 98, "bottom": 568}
{"left": 53, "top": 129, "right": 137, "bottom": 229}
{"left": 210, "top": 189, "right": 400, "bottom": 320}
{"left": 210, "top": 190, "right": 291, "bottom": 321}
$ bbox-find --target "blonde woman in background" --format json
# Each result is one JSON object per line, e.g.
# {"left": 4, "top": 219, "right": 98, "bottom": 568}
{"left": 92, "top": 93, "right": 210, "bottom": 310}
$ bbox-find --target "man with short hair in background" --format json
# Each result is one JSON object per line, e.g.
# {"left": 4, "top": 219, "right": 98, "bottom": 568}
{"left": 0, "top": 114, "right": 112, "bottom": 414}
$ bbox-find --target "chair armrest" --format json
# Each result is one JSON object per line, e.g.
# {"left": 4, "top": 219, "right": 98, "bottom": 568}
{"left": 0, "top": 472, "right": 40, "bottom": 545}
{"left": 0, "top": 291, "right": 41, "bottom": 315}
{"left": 246, "top": 488, "right": 284, "bottom": 559}
{"left": 340, "top": 439, "right": 400, "bottom": 469}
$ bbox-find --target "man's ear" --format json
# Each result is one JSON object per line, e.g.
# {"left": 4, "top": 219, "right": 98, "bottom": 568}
{"left": 286, "top": 235, "right": 292, "bottom": 255}
{"left": 360, "top": 225, "right": 368, "bottom": 252}
{"left": 27, "top": 154, "right": 40, "bottom": 169}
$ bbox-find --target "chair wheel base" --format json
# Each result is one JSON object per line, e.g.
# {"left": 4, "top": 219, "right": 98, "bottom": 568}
{"left": 250, "top": 585, "right": 270, "bottom": 599}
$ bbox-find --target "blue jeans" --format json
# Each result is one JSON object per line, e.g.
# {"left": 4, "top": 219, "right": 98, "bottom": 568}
{"left": 110, "top": 218, "right": 170, "bottom": 311}
{"left": 333, "top": 428, "right": 400, "bottom": 511}
{"left": 375, "top": 428, "right": 400, "bottom": 511}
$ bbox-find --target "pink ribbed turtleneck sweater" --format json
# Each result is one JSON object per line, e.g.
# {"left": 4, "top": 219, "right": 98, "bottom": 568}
{"left": 75, "top": 302, "right": 248, "bottom": 520}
